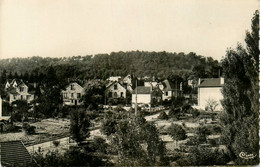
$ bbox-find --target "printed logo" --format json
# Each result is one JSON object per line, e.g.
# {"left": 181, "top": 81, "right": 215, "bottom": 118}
{"left": 239, "top": 152, "right": 256, "bottom": 159}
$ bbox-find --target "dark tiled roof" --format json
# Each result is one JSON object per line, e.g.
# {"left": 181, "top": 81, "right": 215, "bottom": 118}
{"left": 198, "top": 78, "right": 224, "bottom": 87}
{"left": 0, "top": 140, "right": 32, "bottom": 165}
{"left": 132, "top": 86, "right": 151, "bottom": 94}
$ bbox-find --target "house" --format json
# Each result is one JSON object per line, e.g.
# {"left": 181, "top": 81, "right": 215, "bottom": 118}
{"left": 122, "top": 74, "right": 133, "bottom": 92}
{"left": 151, "top": 87, "right": 163, "bottom": 103}
{"left": 5, "top": 79, "right": 35, "bottom": 104}
{"left": 197, "top": 77, "right": 224, "bottom": 111}
{"left": 0, "top": 140, "right": 35, "bottom": 166}
{"left": 106, "top": 81, "right": 127, "bottom": 99}
{"left": 132, "top": 86, "right": 152, "bottom": 108}
{"left": 62, "top": 82, "right": 85, "bottom": 106}
{"left": 5, "top": 79, "right": 24, "bottom": 90}
{"left": 144, "top": 81, "right": 158, "bottom": 89}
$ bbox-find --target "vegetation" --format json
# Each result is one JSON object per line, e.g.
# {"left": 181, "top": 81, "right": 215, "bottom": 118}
{"left": 157, "top": 111, "right": 168, "bottom": 120}
{"left": 220, "top": 11, "right": 259, "bottom": 165}
{"left": 167, "top": 124, "right": 187, "bottom": 145}
{"left": 70, "top": 109, "right": 90, "bottom": 144}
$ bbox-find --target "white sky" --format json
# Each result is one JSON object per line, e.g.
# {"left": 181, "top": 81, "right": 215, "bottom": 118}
{"left": 0, "top": 0, "right": 258, "bottom": 60}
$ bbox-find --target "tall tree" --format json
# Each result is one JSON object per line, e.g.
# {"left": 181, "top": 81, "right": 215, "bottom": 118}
{"left": 220, "top": 11, "right": 259, "bottom": 165}
{"left": 70, "top": 109, "right": 90, "bottom": 144}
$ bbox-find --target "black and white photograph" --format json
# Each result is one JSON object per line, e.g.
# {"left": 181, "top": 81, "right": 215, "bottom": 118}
{"left": 0, "top": 0, "right": 259, "bottom": 166}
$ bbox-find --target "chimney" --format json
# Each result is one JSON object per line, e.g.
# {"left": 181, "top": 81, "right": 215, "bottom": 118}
{"left": 220, "top": 77, "right": 224, "bottom": 85}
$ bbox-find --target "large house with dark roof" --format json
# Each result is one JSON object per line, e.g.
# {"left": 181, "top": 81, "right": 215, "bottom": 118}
{"left": 0, "top": 140, "right": 35, "bottom": 166}
{"left": 5, "top": 79, "right": 35, "bottom": 104}
{"left": 197, "top": 77, "right": 224, "bottom": 111}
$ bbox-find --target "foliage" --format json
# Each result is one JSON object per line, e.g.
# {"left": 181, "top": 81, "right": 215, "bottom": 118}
{"left": 176, "top": 146, "right": 230, "bottom": 166}
{"left": 220, "top": 11, "right": 259, "bottom": 165}
{"left": 22, "top": 122, "right": 36, "bottom": 135}
{"left": 52, "top": 140, "right": 60, "bottom": 147}
{"left": 205, "top": 98, "right": 219, "bottom": 112}
{"left": 109, "top": 114, "right": 167, "bottom": 166}
{"left": 196, "top": 125, "right": 210, "bottom": 143}
{"left": 100, "top": 114, "right": 117, "bottom": 136}
{"left": 191, "top": 108, "right": 200, "bottom": 118}
{"left": 70, "top": 109, "right": 90, "bottom": 144}
{"left": 157, "top": 111, "right": 168, "bottom": 120}
{"left": 167, "top": 123, "right": 187, "bottom": 141}
{"left": 168, "top": 107, "right": 181, "bottom": 119}
{"left": 83, "top": 80, "right": 106, "bottom": 110}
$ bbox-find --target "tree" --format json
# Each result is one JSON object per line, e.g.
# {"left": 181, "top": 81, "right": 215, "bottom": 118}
{"left": 205, "top": 98, "right": 219, "bottom": 112}
{"left": 70, "top": 109, "right": 90, "bottom": 144}
{"left": 167, "top": 123, "right": 187, "bottom": 147}
{"left": 220, "top": 11, "right": 259, "bottom": 165}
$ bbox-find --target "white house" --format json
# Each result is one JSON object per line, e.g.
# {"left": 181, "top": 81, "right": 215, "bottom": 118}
{"left": 61, "top": 82, "right": 85, "bottom": 106}
{"left": 6, "top": 80, "right": 35, "bottom": 104}
{"left": 197, "top": 78, "right": 224, "bottom": 111}
{"left": 132, "top": 86, "right": 152, "bottom": 108}
{"left": 106, "top": 81, "right": 127, "bottom": 99}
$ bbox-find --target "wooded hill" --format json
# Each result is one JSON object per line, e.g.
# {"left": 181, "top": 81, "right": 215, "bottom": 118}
{"left": 0, "top": 51, "right": 221, "bottom": 83}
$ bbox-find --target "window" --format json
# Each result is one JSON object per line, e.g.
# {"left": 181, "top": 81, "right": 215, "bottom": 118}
{"left": 71, "top": 84, "right": 75, "bottom": 90}
{"left": 114, "top": 92, "right": 117, "bottom": 98}
{"left": 20, "top": 87, "right": 24, "bottom": 92}
{"left": 21, "top": 95, "right": 23, "bottom": 100}
{"left": 77, "top": 93, "right": 81, "bottom": 98}
{"left": 121, "top": 92, "right": 123, "bottom": 97}
{"left": 108, "top": 92, "right": 112, "bottom": 97}
{"left": 165, "top": 92, "right": 168, "bottom": 96}
{"left": 14, "top": 95, "right": 16, "bottom": 100}
{"left": 27, "top": 95, "right": 31, "bottom": 100}
{"left": 114, "top": 84, "right": 118, "bottom": 90}
{"left": 71, "top": 99, "right": 73, "bottom": 103}
{"left": 71, "top": 93, "right": 74, "bottom": 98}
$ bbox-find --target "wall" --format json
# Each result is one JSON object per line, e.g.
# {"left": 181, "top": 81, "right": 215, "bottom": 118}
{"left": 62, "top": 83, "right": 85, "bottom": 106}
{"left": 198, "top": 87, "right": 223, "bottom": 110}
{"left": 107, "top": 83, "right": 126, "bottom": 98}
{"left": 162, "top": 90, "right": 172, "bottom": 101}
{"left": 132, "top": 94, "right": 151, "bottom": 107}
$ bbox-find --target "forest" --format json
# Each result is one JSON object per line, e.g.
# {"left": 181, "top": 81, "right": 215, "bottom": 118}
{"left": 0, "top": 51, "right": 221, "bottom": 85}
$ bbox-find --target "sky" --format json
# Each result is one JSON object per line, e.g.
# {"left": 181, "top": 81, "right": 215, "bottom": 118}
{"left": 0, "top": 0, "right": 258, "bottom": 61}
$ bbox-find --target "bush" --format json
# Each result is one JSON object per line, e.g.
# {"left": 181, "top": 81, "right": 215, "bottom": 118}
{"left": 176, "top": 146, "right": 230, "bottom": 166}
{"left": 192, "top": 109, "right": 200, "bottom": 118}
{"left": 22, "top": 122, "right": 36, "bottom": 135}
{"left": 167, "top": 124, "right": 187, "bottom": 141}
{"left": 157, "top": 111, "right": 168, "bottom": 120}
{"left": 168, "top": 108, "right": 181, "bottom": 119}
{"left": 53, "top": 140, "right": 60, "bottom": 147}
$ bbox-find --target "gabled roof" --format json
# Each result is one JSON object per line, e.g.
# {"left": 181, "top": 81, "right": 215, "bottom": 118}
{"left": 0, "top": 140, "right": 32, "bottom": 165}
{"left": 198, "top": 78, "right": 224, "bottom": 87}
{"left": 132, "top": 86, "right": 151, "bottom": 94}
{"left": 163, "top": 79, "right": 175, "bottom": 91}
{"left": 106, "top": 81, "right": 126, "bottom": 90}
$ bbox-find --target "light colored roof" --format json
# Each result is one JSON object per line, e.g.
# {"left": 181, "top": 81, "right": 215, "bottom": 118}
{"left": 132, "top": 86, "right": 151, "bottom": 94}
{"left": 163, "top": 79, "right": 175, "bottom": 91}
{"left": 198, "top": 78, "right": 224, "bottom": 87}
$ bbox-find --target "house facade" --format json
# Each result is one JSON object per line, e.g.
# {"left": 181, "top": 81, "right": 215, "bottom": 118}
{"left": 62, "top": 82, "right": 85, "bottom": 106}
{"left": 132, "top": 86, "right": 152, "bottom": 108}
{"left": 106, "top": 81, "right": 126, "bottom": 99}
{"left": 197, "top": 78, "right": 224, "bottom": 111}
{"left": 5, "top": 80, "right": 35, "bottom": 104}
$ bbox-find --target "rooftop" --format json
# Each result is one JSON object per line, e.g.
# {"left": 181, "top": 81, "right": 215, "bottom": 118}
{"left": 198, "top": 78, "right": 224, "bottom": 87}
{"left": 0, "top": 140, "right": 32, "bottom": 165}
{"left": 132, "top": 86, "right": 151, "bottom": 94}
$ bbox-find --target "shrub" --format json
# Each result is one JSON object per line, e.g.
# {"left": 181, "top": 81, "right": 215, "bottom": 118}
{"left": 157, "top": 111, "right": 168, "bottom": 120}
{"left": 192, "top": 108, "right": 200, "bottom": 118}
{"left": 22, "top": 122, "right": 36, "bottom": 135}
{"left": 168, "top": 108, "right": 181, "bottom": 119}
{"left": 53, "top": 140, "right": 60, "bottom": 147}
{"left": 167, "top": 124, "right": 187, "bottom": 142}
